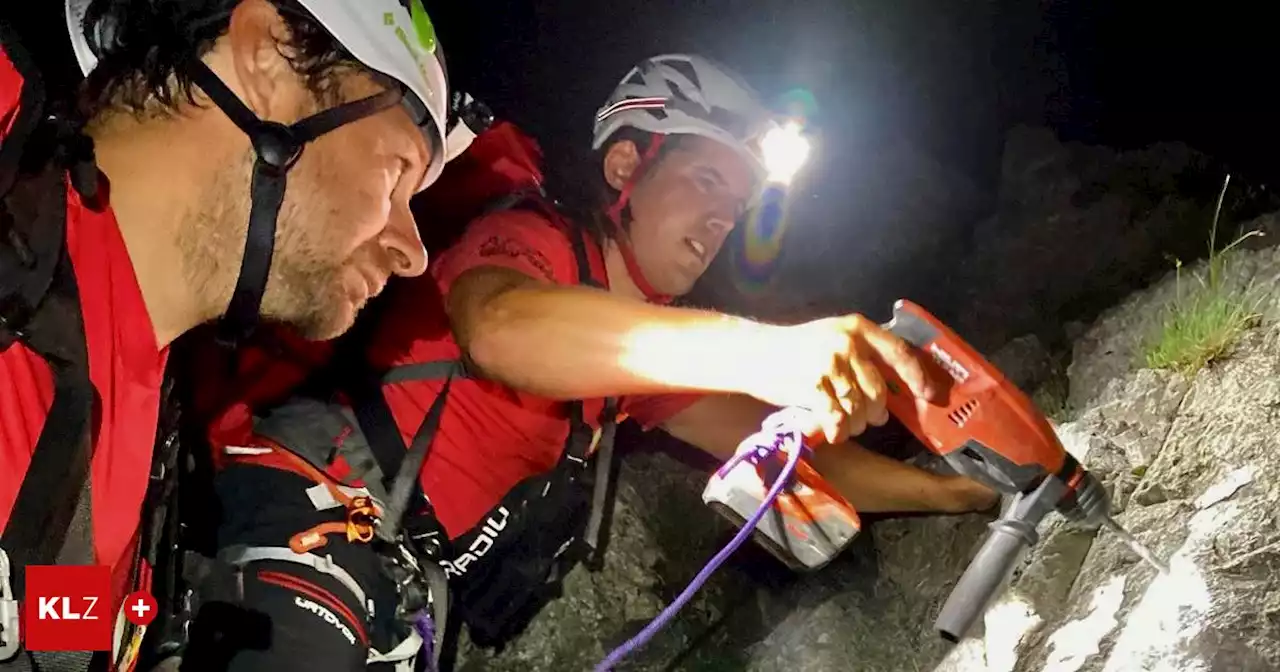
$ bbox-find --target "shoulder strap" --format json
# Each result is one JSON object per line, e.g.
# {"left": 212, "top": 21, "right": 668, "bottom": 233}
{"left": 561, "top": 223, "right": 619, "bottom": 567}
{"left": 0, "top": 25, "right": 96, "bottom": 611}
{"left": 333, "top": 193, "right": 620, "bottom": 546}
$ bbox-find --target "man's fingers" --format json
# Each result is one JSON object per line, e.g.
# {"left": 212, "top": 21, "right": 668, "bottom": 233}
{"left": 831, "top": 355, "right": 862, "bottom": 418}
{"left": 859, "top": 321, "right": 939, "bottom": 402}
{"left": 840, "top": 374, "right": 869, "bottom": 437}
{"left": 820, "top": 377, "right": 852, "bottom": 444}
{"left": 828, "top": 352, "right": 871, "bottom": 438}
{"left": 851, "top": 354, "right": 889, "bottom": 426}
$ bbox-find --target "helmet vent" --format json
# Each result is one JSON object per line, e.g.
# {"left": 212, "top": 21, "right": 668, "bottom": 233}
{"left": 666, "top": 80, "right": 690, "bottom": 102}
{"left": 666, "top": 60, "right": 702, "bottom": 89}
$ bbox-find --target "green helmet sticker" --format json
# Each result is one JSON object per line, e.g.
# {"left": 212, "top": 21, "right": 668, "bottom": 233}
{"left": 384, "top": 1, "right": 437, "bottom": 54}
{"left": 407, "top": 0, "right": 437, "bottom": 53}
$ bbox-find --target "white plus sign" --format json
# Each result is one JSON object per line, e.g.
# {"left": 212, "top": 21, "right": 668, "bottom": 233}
{"left": 131, "top": 599, "right": 151, "bottom": 619}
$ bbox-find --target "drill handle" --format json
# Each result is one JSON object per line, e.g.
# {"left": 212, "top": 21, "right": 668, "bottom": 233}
{"left": 933, "top": 470, "right": 1068, "bottom": 642}
{"left": 934, "top": 517, "right": 1036, "bottom": 643}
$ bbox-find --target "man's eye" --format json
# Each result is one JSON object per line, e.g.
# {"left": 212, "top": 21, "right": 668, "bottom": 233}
{"left": 394, "top": 159, "right": 415, "bottom": 191}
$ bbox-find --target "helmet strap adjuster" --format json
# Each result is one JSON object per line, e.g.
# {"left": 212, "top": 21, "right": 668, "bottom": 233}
{"left": 184, "top": 60, "right": 403, "bottom": 349}
{"left": 250, "top": 121, "right": 304, "bottom": 174}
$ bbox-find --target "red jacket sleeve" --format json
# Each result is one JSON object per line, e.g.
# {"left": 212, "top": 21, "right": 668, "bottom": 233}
{"left": 1, "top": 44, "right": 25, "bottom": 143}
{"left": 431, "top": 207, "right": 580, "bottom": 296}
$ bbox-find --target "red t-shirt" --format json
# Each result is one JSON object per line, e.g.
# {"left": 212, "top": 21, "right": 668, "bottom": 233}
{"left": 0, "top": 47, "right": 169, "bottom": 658}
{"left": 364, "top": 208, "right": 701, "bottom": 538}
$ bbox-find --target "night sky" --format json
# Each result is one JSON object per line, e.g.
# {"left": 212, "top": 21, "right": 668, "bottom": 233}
{"left": 427, "top": 2, "right": 1280, "bottom": 191}
{"left": 8, "top": 2, "right": 1280, "bottom": 258}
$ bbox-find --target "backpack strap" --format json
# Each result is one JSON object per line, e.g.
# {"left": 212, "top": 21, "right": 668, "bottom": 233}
{"left": 0, "top": 162, "right": 93, "bottom": 590}
{"left": 560, "top": 222, "right": 620, "bottom": 568}
{"left": 0, "top": 23, "right": 102, "bottom": 669}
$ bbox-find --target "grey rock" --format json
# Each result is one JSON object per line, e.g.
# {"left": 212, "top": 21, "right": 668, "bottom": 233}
{"left": 989, "top": 334, "right": 1053, "bottom": 392}
{"left": 953, "top": 274, "right": 1280, "bottom": 672}
{"left": 1130, "top": 327, "right": 1280, "bottom": 518}
{"left": 445, "top": 130, "right": 1280, "bottom": 672}
{"left": 451, "top": 448, "right": 749, "bottom": 671}
{"left": 1053, "top": 421, "right": 1139, "bottom": 514}
{"left": 940, "top": 127, "right": 1228, "bottom": 352}
{"left": 1066, "top": 211, "right": 1280, "bottom": 409}
{"left": 453, "top": 443, "right": 999, "bottom": 672}
{"left": 1070, "top": 369, "right": 1191, "bottom": 475}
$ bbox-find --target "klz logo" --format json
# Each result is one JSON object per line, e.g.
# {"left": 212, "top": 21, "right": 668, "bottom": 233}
{"left": 24, "top": 565, "right": 113, "bottom": 652}
{"left": 37, "top": 596, "right": 100, "bottom": 620}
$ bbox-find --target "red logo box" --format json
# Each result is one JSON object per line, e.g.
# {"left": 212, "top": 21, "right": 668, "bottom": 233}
{"left": 23, "top": 565, "right": 113, "bottom": 652}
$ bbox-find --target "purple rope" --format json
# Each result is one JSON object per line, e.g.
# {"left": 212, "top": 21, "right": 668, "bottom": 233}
{"left": 413, "top": 610, "right": 437, "bottom": 672}
{"left": 593, "top": 411, "right": 809, "bottom": 671}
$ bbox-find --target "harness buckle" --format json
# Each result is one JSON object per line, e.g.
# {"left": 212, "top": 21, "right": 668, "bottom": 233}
{"left": 0, "top": 548, "right": 21, "bottom": 661}
{"left": 288, "top": 494, "right": 384, "bottom": 553}
{"left": 346, "top": 496, "right": 379, "bottom": 544}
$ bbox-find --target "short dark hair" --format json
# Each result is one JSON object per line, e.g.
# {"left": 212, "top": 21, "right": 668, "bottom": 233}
{"left": 555, "top": 127, "right": 688, "bottom": 244}
{"left": 78, "top": 0, "right": 375, "bottom": 121}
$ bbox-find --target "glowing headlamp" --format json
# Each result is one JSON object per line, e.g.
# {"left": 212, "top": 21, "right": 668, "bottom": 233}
{"left": 760, "top": 120, "right": 812, "bottom": 186}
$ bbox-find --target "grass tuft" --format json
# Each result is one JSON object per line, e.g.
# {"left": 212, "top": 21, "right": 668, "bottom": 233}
{"left": 1143, "top": 174, "right": 1265, "bottom": 376}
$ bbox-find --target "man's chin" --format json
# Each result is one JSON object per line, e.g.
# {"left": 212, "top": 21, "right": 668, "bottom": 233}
{"left": 659, "top": 271, "right": 701, "bottom": 299}
{"left": 279, "top": 298, "right": 359, "bottom": 343}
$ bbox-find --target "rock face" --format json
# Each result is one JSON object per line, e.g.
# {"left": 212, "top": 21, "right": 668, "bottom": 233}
{"left": 952, "top": 299, "right": 1280, "bottom": 672}
{"left": 452, "top": 237, "right": 1280, "bottom": 672}
{"left": 448, "top": 134, "right": 1280, "bottom": 670}
{"left": 450, "top": 437, "right": 1000, "bottom": 672}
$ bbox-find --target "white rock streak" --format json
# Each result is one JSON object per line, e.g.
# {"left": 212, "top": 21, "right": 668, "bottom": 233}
{"left": 1043, "top": 575, "right": 1127, "bottom": 672}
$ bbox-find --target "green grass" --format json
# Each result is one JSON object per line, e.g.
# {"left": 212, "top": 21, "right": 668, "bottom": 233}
{"left": 1032, "top": 374, "right": 1072, "bottom": 423}
{"left": 1142, "top": 174, "right": 1265, "bottom": 376}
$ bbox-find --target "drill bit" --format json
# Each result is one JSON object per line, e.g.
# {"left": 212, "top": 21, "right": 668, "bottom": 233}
{"left": 1102, "top": 514, "right": 1170, "bottom": 574}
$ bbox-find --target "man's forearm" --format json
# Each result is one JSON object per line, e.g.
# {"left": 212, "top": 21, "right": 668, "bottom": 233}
{"left": 456, "top": 277, "right": 782, "bottom": 400}
{"left": 662, "top": 394, "right": 994, "bottom": 514}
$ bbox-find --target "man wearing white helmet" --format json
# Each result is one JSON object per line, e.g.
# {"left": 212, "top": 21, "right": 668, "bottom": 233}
{"left": 0, "top": 0, "right": 474, "bottom": 668}
{"left": 191, "top": 52, "right": 998, "bottom": 666}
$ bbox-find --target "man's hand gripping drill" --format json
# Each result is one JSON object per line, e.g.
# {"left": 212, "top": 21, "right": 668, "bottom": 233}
{"left": 705, "top": 299, "right": 1167, "bottom": 642}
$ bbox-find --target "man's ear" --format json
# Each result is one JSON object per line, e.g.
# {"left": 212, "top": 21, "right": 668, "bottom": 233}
{"left": 219, "top": 0, "right": 304, "bottom": 120}
{"left": 602, "top": 139, "right": 641, "bottom": 191}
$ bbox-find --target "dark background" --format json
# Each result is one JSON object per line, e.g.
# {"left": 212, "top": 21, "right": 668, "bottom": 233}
{"left": 425, "top": 1, "right": 1280, "bottom": 195}
{"left": 12, "top": 2, "right": 1280, "bottom": 190}
{"left": 8, "top": 1, "right": 1280, "bottom": 314}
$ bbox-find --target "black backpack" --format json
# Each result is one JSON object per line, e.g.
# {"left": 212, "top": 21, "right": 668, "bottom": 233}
{"left": 0, "top": 22, "right": 187, "bottom": 671}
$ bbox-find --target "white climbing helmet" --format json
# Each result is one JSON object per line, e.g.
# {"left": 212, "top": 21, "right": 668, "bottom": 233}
{"left": 592, "top": 53, "right": 777, "bottom": 184}
{"left": 64, "top": 0, "right": 459, "bottom": 190}
{"left": 63, "top": 0, "right": 490, "bottom": 345}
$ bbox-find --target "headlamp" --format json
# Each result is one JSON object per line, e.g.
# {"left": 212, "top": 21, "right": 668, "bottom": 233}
{"left": 760, "top": 120, "right": 812, "bottom": 186}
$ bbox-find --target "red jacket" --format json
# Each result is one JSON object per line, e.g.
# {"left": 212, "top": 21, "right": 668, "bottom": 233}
{"left": 0, "top": 45, "right": 170, "bottom": 669}
{"left": 203, "top": 121, "right": 703, "bottom": 539}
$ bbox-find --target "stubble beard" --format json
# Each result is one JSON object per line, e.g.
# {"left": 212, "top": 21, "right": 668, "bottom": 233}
{"left": 178, "top": 150, "right": 352, "bottom": 341}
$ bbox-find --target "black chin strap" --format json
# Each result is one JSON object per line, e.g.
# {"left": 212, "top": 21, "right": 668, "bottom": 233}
{"left": 185, "top": 61, "right": 404, "bottom": 347}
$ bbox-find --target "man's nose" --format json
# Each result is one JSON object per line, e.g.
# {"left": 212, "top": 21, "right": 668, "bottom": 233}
{"left": 705, "top": 201, "right": 739, "bottom": 237}
{"left": 381, "top": 203, "right": 429, "bottom": 278}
